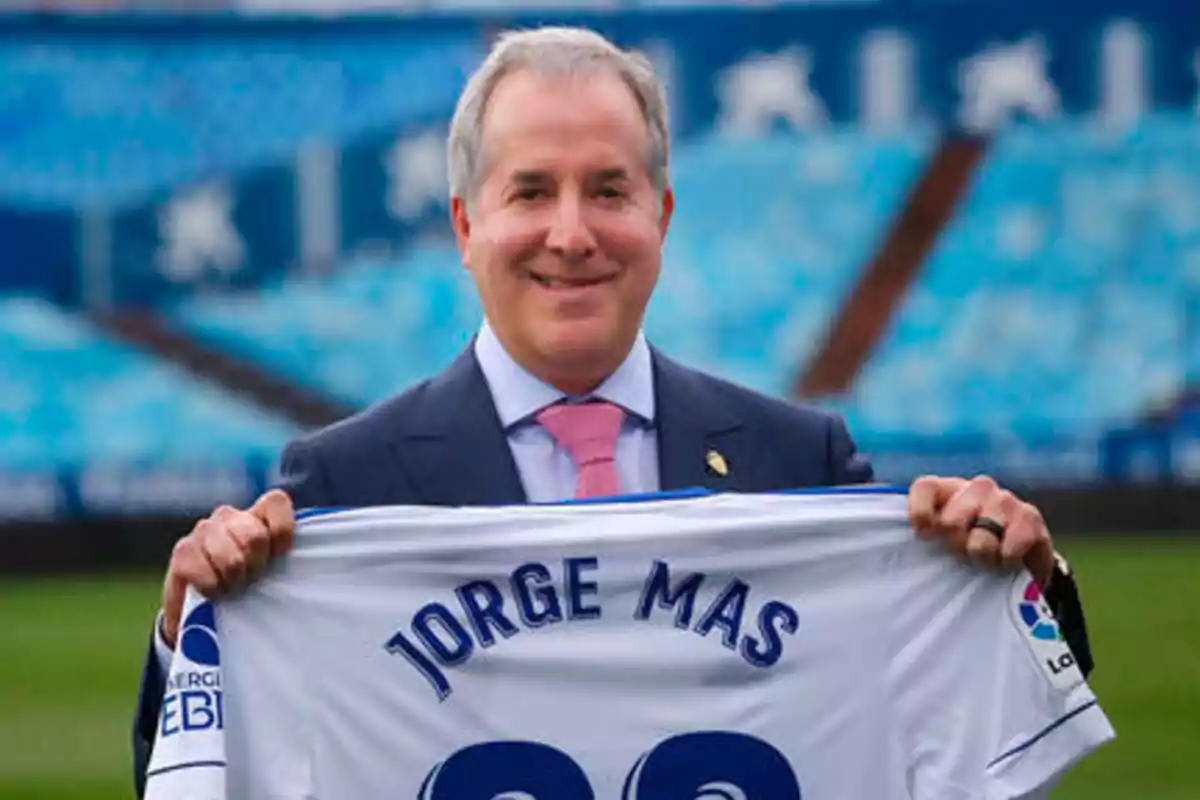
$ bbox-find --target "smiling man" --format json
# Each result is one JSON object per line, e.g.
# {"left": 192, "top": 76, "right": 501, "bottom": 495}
{"left": 450, "top": 62, "right": 669, "bottom": 400}
{"left": 131, "top": 26, "right": 1092, "bottom": 797}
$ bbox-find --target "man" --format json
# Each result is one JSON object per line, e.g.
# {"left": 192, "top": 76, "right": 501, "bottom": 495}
{"left": 132, "top": 26, "right": 1091, "bottom": 797}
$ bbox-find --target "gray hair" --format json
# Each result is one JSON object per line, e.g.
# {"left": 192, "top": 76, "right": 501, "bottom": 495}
{"left": 447, "top": 26, "right": 671, "bottom": 207}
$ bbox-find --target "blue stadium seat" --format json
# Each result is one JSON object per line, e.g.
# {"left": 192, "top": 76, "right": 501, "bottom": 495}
{"left": 0, "top": 36, "right": 481, "bottom": 207}
{"left": 174, "top": 242, "right": 483, "bottom": 406}
{"left": 835, "top": 113, "right": 1200, "bottom": 440}
{"left": 0, "top": 296, "right": 298, "bottom": 471}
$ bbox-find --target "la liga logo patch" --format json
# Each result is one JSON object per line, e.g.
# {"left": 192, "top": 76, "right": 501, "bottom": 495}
{"left": 1018, "top": 580, "right": 1063, "bottom": 642}
{"left": 1009, "top": 574, "right": 1083, "bottom": 692}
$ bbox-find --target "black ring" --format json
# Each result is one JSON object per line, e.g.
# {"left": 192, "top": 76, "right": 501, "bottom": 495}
{"left": 972, "top": 516, "right": 1006, "bottom": 539}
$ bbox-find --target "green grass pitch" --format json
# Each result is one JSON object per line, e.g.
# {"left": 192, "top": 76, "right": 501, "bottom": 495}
{"left": 1, "top": 536, "right": 1196, "bottom": 799}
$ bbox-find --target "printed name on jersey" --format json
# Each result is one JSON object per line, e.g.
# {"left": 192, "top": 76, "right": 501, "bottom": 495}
{"left": 1008, "top": 573, "right": 1084, "bottom": 692}
{"left": 385, "top": 557, "right": 799, "bottom": 701}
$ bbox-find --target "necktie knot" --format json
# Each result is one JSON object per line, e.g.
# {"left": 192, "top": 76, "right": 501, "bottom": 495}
{"left": 536, "top": 401, "right": 625, "bottom": 498}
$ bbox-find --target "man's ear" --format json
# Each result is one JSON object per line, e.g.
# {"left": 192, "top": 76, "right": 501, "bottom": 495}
{"left": 450, "top": 195, "right": 471, "bottom": 267}
{"left": 658, "top": 186, "right": 675, "bottom": 240}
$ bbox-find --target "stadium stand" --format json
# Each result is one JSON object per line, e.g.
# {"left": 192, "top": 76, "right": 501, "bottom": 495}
{"left": 0, "top": 34, "right": 481, "bottom": 207}
{"left": 651, "top": 129, "right": 936, "bottom": 394}
{"left": 172, "top": 242, "right": 484, "bottom": 407}
{"left": 0, "top": 294, "right": 297, "bottom": 471}
{"left": 1, "top": 3, "right": 1197, "bottom": 518}
{"left": 832, "top": 113, "right": 1200, "bottom": 440}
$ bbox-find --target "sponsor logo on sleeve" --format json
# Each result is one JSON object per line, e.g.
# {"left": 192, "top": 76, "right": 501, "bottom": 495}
{"left": 1010, "top": 576, "right": 1084, "bottom": 692}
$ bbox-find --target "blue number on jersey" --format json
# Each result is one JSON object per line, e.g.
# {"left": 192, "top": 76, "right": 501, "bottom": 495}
{"left": 418, "top": 740, "right": 594, "bottom": 799}
{"left": 623, "top": 731, "right": 801, "bottom": 799}
{"left": 419, "top": 732, "right": 800, "bottom": 799}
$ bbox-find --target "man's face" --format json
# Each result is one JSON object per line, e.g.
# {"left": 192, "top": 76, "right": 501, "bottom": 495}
{"left": 452, "top": 69, "right": 673, "bottom": 391}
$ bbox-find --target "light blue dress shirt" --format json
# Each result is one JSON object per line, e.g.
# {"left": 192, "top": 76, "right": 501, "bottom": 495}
{"left": 473, "top": 320, "right": 661, "bottom": 503}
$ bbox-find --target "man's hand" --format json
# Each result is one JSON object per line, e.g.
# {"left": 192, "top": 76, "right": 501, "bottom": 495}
{"left": 161, "top": 489, "right": 295, "bottom": 648}
{"left": 908, "top": 475, "right": 1056, "bottom": 587}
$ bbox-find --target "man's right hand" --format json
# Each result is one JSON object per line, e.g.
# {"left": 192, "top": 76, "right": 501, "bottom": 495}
{"left": 160, "top": 489, "right": 295, "bottom": 648}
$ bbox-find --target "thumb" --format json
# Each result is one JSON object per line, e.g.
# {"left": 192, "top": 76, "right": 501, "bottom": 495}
{"left": 1027, "top": 539, "right": 1057, "bottom": 588}
{"left": 161, "top": 570, "right": 188, "bottom": 649}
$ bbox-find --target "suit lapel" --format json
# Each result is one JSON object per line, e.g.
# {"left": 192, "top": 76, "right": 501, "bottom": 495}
{"left": 390, "top": 349, "right": 528, "bottom": 507}
{"left": 653, "top": 350, "right": 750, "bottom": 493}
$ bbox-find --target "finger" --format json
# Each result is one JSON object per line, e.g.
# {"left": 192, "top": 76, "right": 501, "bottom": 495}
{"left": 907, "top": 476, "right": 941, "bottom": 538}
{"left": 164, "top": 534, "right": 222, "bottom": 639}
{"left": 964, "top": 526, "right": 1002, "bottom": 569}
{"left": 171, "top": 528, "right": 223, "bottom": 595}
{"left": 1006, "top": 502, "right": 1056, "bottom": 584}
{"left": 161, "top": 569, "right": 187, "bottom": 648}
{"left": 965, "top": 488, "right": 1014, "bottom": 569}
{"left": 162, "top": 537, "right": 194, "bottom": 648}
{"left": 908, "top": 476, "right": 967, "bottom": 538}
{"left": 210, "top": 504, "right": 240, "bottom": 524}
{"left": 200, "top": 522, "right": 248, "bottom": 592}
{"left": 213, "top": 502, "right": 273, "bottom": 577}
{"left": 1027, "top": 538, "right": 1057, "bottom": 588}
{"left": 940, "top": 475, "right": 998, "bottom": 531}
{"left": 223, "top": 512, "right": 271, "bottom": 579}
{"left": 999, "top": 502, "right": 1041, "bottom": 569}
{"left": 253, "top": 489, "right": 296, "bottom": 558}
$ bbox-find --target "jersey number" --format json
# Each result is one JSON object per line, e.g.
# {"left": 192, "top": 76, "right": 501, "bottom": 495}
{"left": 417, "top": 730, "right": 801, "bottom": 799}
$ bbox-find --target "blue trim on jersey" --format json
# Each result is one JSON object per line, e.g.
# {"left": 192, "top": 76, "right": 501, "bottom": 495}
{"left": 556, "top": 484, "right": 908, "bottom": 505}
{"left": 296, "top": 506, "right": 349, "bottom": 521}
{"left": 146, "top": 760, "right": 226, "bottom": 778}
{"left": 986, "top": 700, "right": 1098, "bottom": 769}
{"left": 532, "top": 487, "right": 715, "bottom": 506}
{"left": 294, "top": 484, "right": 907, "bottom": 521}
{"left": 778, "top": 484, "right": 907, "bottom": 497}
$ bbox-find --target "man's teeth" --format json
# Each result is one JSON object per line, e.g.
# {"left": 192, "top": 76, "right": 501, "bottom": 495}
{"left": 532, "top": 275, "right": 601, "bottom": 288}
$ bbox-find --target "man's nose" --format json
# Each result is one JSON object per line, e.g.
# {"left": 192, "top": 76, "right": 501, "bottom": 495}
{"left": 545, "top": 195, "right": 597, "bottom": 261}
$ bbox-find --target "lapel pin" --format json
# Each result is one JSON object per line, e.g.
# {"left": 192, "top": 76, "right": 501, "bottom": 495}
{"left": 706, "top": 449, "right": 729, "bottom": 477}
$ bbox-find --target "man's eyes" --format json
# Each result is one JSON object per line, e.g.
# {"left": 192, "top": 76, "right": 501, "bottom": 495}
{"left": 509, "top": 185, "right": 627, "bottom": 202}
{"left": 513, "top": 187, "right": 546, "bottom": 201}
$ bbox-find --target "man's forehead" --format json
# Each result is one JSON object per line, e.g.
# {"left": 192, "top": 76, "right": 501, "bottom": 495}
{"left": 475, "top": 69, "right": 652, "bottom": 184}
{"left": 481, "top": 125, "right": 649, "bottom": 184}
{"left": 508, "top": 166, "right": 633, "bottom": 183}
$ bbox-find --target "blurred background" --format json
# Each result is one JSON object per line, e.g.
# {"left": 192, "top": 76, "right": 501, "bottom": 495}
{"left": 0, "top": 0, "right": 1197, "bottom": 797}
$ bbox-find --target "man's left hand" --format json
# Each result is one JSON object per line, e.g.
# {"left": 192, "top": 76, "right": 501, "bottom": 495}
{"left": 907, "top": 475, "right": 1056, "bottom": 587}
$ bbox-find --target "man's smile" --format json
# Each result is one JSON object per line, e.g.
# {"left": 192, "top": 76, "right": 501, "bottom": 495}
{"left": 527, "top": 271, "right": 617, "bottom": 290}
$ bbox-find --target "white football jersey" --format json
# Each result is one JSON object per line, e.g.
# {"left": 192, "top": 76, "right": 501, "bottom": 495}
{"left": 145, "top": 488, "right": 1114, "bottom": 800}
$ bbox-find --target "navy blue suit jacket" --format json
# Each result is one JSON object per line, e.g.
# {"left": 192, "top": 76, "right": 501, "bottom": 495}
{"left": 130, "top": 346, "right": 871, "bottom": 795}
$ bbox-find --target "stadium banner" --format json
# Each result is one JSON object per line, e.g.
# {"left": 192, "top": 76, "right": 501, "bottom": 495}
{"left": 2, "top": 426, "right": 1199, "bottom": 520}
{"left": 0, "top": 460, "right": 273, "bottom": 522}
{"left": 0, "top": 0, "right": 1195, "bottom": 305}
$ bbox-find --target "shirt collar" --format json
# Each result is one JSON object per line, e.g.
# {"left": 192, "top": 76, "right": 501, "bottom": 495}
{"left": 473, "top": 320, "right": 655, "bottom": 430}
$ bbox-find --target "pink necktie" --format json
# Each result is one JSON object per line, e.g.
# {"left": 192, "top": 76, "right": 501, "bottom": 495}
{"left": 536, "top": 401, "right": 625, "bottom": 498}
